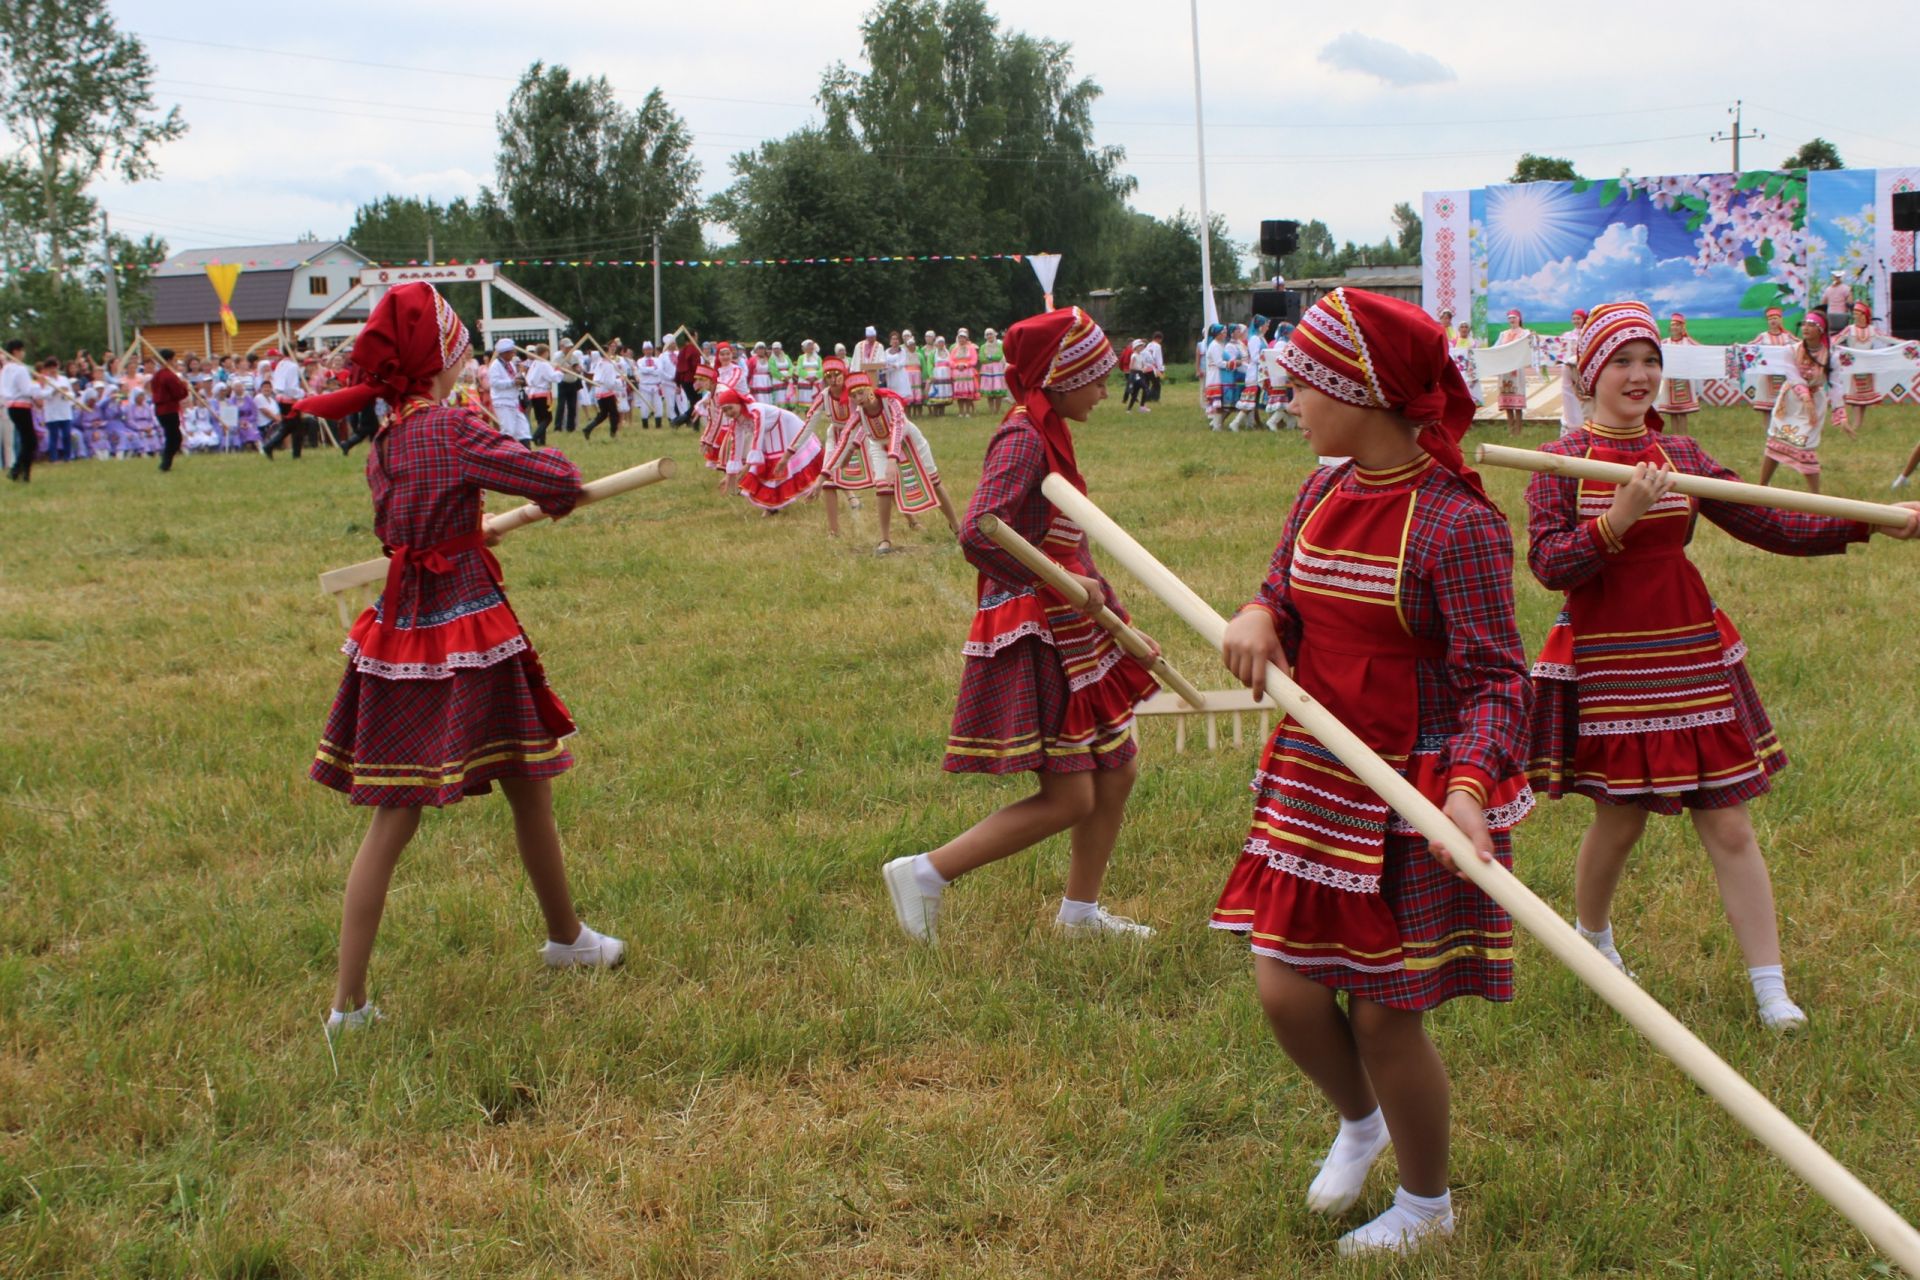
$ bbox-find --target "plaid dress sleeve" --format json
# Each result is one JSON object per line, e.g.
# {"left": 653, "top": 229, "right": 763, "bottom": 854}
{"left": 1674, "top": 436, "right": 1871, "bottom": 554}
{"left": 1422, "top": 499, "right": 1532, "bottom": 795}
{"left": 1523, "top": 448, "right": 1611, "bottom": 592}
{"left": 959, "top": 423, "right": 1047, "bottom": 591}
{"left": 450, "top": 411, "right": 585, "bottom": 517}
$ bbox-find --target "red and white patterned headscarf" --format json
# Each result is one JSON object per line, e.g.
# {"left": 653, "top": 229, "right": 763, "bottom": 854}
{"left": 1574, "top": 301, "right": 1661, "bottom": 397}
{"left": 1002, "top": 306, "right": 1118, "bottom": 493}
{"left": 294, "top": 282, "right": 468, "bottom": 419}
{"left": 1279, "top": 287, "right": 1490, "bottom": 503}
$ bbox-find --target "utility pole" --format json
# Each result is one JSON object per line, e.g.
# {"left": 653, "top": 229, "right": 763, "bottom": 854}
{"left": 1710, "top": 101, "right": 1764, "bottom": 172}
{"left": 427, "top": 232, "right": 436, "bottom": 266}
{"left": 1188, "top": 0, "right": 1219, "bottom": 331}
{"left": 651, "top": 228, "right": 663, "bottom": 342}
{"left": 101, "top": 213, "right": 125, "bottom": 356}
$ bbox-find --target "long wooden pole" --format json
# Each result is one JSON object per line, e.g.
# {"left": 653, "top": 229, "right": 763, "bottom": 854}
{"left": 976, "top": 513, "right": 1206, "bottom": 710}
{"left": 1040, "top": 472, "right": 1920, "bottom": 1277}
{"left": 134, "top": 333, "right": 215, "bottom": 413}
{"left": 318, "top": 458, "right": 676, "bottom": 598}
{"left": 581, "top": 332, "right": 644, "bottom": 400}
{"left": 1476, "top": 442, "right": 1916, "bottom": 529}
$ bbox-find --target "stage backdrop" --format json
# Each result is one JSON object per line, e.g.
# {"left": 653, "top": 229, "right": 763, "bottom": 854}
{"left": 1472, "top": 172, "right": 1807, "bottom": 345}
{"left": 1426, "top": 165, "right": 1920, "bottom": 404}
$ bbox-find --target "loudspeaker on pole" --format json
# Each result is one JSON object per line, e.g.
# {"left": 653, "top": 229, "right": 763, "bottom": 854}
{"left": 1259, "top": 220, "right": 1299, "bottom": 258}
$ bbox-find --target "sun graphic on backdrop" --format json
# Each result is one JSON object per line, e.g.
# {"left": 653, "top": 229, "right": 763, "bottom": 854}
{"left": 1485, "top": 183, "right": 1596, "bottom": 282}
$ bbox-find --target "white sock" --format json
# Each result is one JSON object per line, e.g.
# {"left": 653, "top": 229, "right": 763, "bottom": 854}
{"left": 1057, "top": 897, "right": 1099, "bottom": 925}
{"left": 1748, "top": 964, "right": 1789, "bottom": 1006}
{"left": 911, "top": 853, "right": 949, "bottom": 897}
{"left": 1577, "top": 921, "right": 1616, "bottom": 953}
{"left": 1332, "top": 1107, "right": 1386, "bottom": 1157}
{"left": 1393, "top": 1186, "right": 1452, "bottom": 1222}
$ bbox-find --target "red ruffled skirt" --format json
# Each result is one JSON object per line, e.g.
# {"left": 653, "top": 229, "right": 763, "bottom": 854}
{"left": 738, "top": 436, "right": 825, "bottom": 510}
{"left": 311, "top": 591, "right": 574, "bottom": 807}
{"left": 1210, "top": 732, "right": 1529, "bottom": 1010}
{"left": 1528, "top": 607, "right": 1784, "bottom": 813}
{"left": 944, "top": 587, "right": 1156, "bottom": 774}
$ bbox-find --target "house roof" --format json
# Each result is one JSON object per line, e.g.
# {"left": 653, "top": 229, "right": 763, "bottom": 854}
{"left": 147, "top": 271, "right": 294, "bottom": 324}
{"left": 153, "top": 241, "right": 369, "bottom": 277}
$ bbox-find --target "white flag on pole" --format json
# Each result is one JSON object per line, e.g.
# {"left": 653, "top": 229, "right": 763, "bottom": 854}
{"left": 1028, "top": 253, "right": 1062, "bottom": 310}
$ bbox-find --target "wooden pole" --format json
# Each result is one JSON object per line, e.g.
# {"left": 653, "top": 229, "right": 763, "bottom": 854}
{"left": 318, "top": 458, "right": 676, "bottom": 597}
{"left": 1040, "top": 472, "right": 1920, "bottom": 1277}
{"left": 486, "top": 456, "right": 675, "bottom": 535}
{"left": 134, "top": 333, "right": 215, "bottom": 413}
{"left": 976, "top": 513, "right": 1206, "bottom": 710}
{"left": 581, "top": 332, "right": 644, "bottom": 400}
{"left": 1476, "top": 442, "right": 1916, "bottom": 530}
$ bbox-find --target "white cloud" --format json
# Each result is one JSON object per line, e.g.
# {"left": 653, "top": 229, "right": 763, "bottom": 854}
{"left": 1315, "top": 33, "right": 1457, "bottom": 88}
{"left": 1498, "top": 221, "right": 1756, "bottom": 315}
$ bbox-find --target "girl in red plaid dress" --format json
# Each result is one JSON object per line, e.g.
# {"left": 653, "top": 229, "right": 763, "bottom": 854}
{"left": 296, "top": 283, "right": 624, "bottom": 1039}
{"left": 882, "top": 308, "right": 1161, "bottom": 943}
{"left": 1217, "top": 288, "right": 1533, "bottom": 1258}
{"left": 1524, "top": 300, "right": 1919, "bottom": 1032}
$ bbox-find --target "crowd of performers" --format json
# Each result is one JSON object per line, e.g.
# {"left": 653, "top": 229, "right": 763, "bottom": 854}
{"left": 1447, "top": 294, "right": 1920, "bottom": 494}
{"left": 53, "top": 273, "right": 1912, "bottom": 1261}
{"left": 1196, "top": 318, "right": 1299, "bottom": 432}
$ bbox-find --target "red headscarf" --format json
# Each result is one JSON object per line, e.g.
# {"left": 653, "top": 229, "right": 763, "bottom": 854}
{"left": 1279, "top": 287, "right": 1490, "bottom": 505}
{"left": 293, "top": 282, "right": 469, "bottom": 419}
{"left": 715, "top": 386, "right": 752, "bottom": 411}
{"left": 1001, "top": 306, "right": 1115, "bottom": 493}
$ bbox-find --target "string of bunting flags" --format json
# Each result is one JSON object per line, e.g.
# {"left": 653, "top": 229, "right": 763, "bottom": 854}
{"left": 0, "top": 250, "right": 1055, "bottom": 279}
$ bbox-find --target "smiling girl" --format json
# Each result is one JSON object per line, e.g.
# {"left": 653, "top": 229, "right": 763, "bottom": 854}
{"left": 1523, "top": 301, "right": 1919, "bottom": 1031}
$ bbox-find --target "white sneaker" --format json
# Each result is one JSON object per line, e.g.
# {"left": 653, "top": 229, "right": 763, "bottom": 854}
{"left": 1305, "top": 1116, "right": 1391, "bottom": 1214}
{"left": 1758, "top": 995, "right": 1809, "bottom": 1032}
{"left": 542, "top": 923, "right": 626, "bottom": 969}
{"left": 882, "top": 855, "right": 940, "bottom": 943}
{"left": 1893, "top": 473, "right": 1910, "bottom": 490}
{"left": 324, "top": 1003, "right": 383, "bottom": 1037}
{"left": 1336, "top": 1197, "right": 1455, "bottom": 1257}
{"left": 1054, "top": 906, "right": 1155, "bottom": 939}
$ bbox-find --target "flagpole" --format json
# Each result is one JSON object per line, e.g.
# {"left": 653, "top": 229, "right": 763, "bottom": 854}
{"left": 1190, "top": 0, "right": 1219, "bottom": 331}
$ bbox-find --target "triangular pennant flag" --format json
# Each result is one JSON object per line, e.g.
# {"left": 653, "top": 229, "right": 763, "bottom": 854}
{"left": 203, "top": 262, "right": 243, "bottom": 336}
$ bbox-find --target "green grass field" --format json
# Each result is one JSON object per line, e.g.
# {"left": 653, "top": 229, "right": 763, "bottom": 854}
{"left": 2, "top": 393, "right": 1917, "bottom": 1278}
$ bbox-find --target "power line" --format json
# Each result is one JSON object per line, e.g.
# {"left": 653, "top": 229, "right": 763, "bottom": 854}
{"left": 153, "top": 77, "right": 498, "bottom": 120}
{"left": 139, "top": 33, "right": 816, "bottom": 110}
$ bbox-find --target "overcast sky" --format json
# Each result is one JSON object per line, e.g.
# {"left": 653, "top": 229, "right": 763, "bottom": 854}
{"left": 92, "top": 0, "right": 1920, "bottom": 271}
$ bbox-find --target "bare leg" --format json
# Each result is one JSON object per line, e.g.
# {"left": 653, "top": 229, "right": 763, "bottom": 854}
{"left": 1253, "top": 956, "right": 1377, "bottom": 1119}
{"left": 333, "top": 805, "right": 424, "bottom": 1012}
{"left": 875, "top": 493, "right": 894, "bottom": 548}
{"left": 1848, "top": 404, "right": 1865, "bottom": 435}
{"left": 498, "top": 776, "right": 582, "bottom": 945}
{"left": 1062, "top": 757, "right": 1138, "bottom": 902}
{"left": 1756, "top": 455, "right": 1779, "bottom": 488}
{"left": 1350, "top": 998, "right": 1451, "bottom": 1197}
{"left": 1688, "top": 803, "right": 1782, "bottom": 967}
{"left": 823, "top": 487, "right": 842, "bottom": 536}
{"left": 933, "top": 482, "right": 960, "bottom": 534}
{"left": 1574, "top": 800, "right": 1650, "bottom": 932}
{"left": 1901, "top": 437, "right": 1920, "bottom": 481}
{"left": 926, "top": 771, "right": 1095, "bottom": 881}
